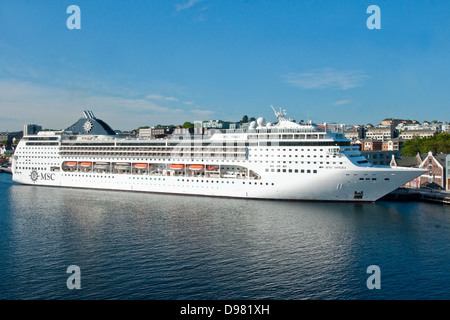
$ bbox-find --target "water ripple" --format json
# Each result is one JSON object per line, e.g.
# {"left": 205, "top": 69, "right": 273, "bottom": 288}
{"left": 1, "top": 175, "right": 449, "bottom": 299}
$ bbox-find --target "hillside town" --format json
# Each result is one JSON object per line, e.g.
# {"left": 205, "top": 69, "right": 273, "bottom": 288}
{"left": 1, "top": 116, "right": 450, "bottom": 193}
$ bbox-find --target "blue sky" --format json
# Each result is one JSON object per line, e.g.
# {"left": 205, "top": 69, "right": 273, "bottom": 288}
{"left": 0, "top": 0, "right": 449, "bottom": 131}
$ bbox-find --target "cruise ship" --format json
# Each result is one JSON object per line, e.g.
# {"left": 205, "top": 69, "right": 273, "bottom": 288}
{"left": 11, "top": 107, "right": 425, "bottom": 202}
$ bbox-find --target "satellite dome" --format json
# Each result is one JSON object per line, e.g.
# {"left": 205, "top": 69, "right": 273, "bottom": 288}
{"left": 257, "top": 117, "right": 265, "bottom": 126}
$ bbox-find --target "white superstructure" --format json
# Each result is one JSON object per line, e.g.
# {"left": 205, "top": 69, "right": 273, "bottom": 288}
{"left": 11, "top": 108, "right": 425, "bottom": 202}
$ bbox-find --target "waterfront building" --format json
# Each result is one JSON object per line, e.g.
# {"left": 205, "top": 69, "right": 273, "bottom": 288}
{"left": 381, "top": 118, "right": 404, "bottom": 127}
{"left": 419, "top": 152, "right": 447, "bottom": 190}
{"left": 138, "top": 126, "right": 175, "bottom": 139}
{"left": 390, "top": 153, "right": 422, "bottom": 188}
{"left": 138, "top": 128, "right": 152, "bottom": 139}
{"left": 365, "top": 125, "right": 396, "bottom": 140}
{"left": 399, "top": 129, "right": 435, "bottom": 140}
{"left": 441, "top": 122, "right": 450, "bottom": 133}
{"left": 446, "top": 154, "right": 450, "bottom": 191}
{"left": 202, "top": 120, "right": 231, "bottom": 129}
{"left": 359, "top": 139, "right": 382, "bottom": 151}
{"left": 344, "top": 130, "right": 360, "bottom": 142}
{"left": 391, "top": 152, "right": 448, "bottom": 190}
{"left": 362, "top": 150, "right": 401, "bottom": 166}
{"left": 173, "top": 127, "right": 204, "bottom": 136}
{"left": 344, "top": 126, "right": 365, "bottom": 142}
{"left": 382, "top": 138, "right": 404, "bottom": 151}
{"left": 23, "top": 124, "right": 42, "bottom": 136}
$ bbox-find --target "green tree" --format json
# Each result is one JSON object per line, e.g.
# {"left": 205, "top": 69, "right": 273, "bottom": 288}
{"left": 402, "top": 132, "right": 450, "bottom": 156}
{"left": 401, "top": 136, "right": 422, "bottom": 156}
{"left": 182, "top": 122, "right": 194, "bottom": 128}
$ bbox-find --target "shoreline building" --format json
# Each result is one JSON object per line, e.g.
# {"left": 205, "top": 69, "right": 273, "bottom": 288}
{"left": 391, "top": 152, "right": 448, "bottom": 190}
{"left": 24, "top": 124, "right": 42, "bottom": 136}
{"left": 365, "top": 125, "right": 396, "bottom": 141}
{"left": 399, "top": 129, "right": 435, "bottom": 140}
{"left": 447, "top": 154, "right": 450, "bottom": 191}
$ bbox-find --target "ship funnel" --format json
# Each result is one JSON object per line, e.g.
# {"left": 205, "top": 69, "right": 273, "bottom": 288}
{"left": 83, "top": 110, "right": 96, "bottom": 119}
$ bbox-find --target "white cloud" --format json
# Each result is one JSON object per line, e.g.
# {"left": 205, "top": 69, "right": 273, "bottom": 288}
{"left": 175, "top": 0, "right": 203, "bottom": 12}
{"left": 334, "top": 99, "right": 352, "bottom": 105}
{"left": 283, "top": 68, "right": 369, "bottom": 90}
{"left": 146, "top": 94, "right": 179, "bottom": 102}
{"left": 190, "top": 109, "right": 214, "bottom": 117}
{"left": 0, "top": 80, "right": 197, "bottom": 131}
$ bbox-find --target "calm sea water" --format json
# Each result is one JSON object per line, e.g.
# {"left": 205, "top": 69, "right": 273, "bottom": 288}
{"left": 0, "top": 173, "right": 449, "bottom": 300}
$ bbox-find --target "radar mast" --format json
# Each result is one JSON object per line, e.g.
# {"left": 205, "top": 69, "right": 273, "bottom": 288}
{"left": 271, "top": 105, "right": 288, "bottom": 122}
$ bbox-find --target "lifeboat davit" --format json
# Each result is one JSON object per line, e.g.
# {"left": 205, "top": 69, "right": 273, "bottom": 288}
{"left": 170, "top": 164, "right": 185, "bottom": 170}
{"left": 189, "top": 164, "right": 205, "bottom": 171}
{"left": 94, "top": 162, "right": 110, "bottom": 168}
{"left": 66, "top": 161, "right": 77, "bottom": 167}
{"left": 80, "top": 162, "right": 92, "bottom": 167}
{"left": 134, "top": 163, "right": 148, "bottom": 168}
{"left": 115, "top": 162, "right": 131, "bottom": 168}
{"left": 206, "top": 165, "right": 219, "bottom": 171}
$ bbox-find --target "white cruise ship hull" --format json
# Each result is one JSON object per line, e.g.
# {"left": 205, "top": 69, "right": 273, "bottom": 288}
{"left": 11, "top": 164, "right": 425, "bottom": 202}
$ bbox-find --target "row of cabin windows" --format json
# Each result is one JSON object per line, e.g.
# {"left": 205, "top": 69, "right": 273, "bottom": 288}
{"left": 251, "top": 154, "right": 336, "bottom": 158}
{"left": 60, "top": 174, "right": 276, "bottom": 186}
{"left": 265, "top": 168, "right": 318, "bottom": 174}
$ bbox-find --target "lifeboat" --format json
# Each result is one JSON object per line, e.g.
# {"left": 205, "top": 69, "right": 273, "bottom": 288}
{"left": 189, "top": 164, "right": 205, "bottom": 171}
{"left": 170, "top": 164, "right": 185, "bottom": 170}
{"left": 134, "top": 163, "right": 148, "bottom": 168}
{"left": 66, "top": 161, "right": 77, "bottom": 167}
{"left": 206, "top": 165, "right": 219, "bottom": 171}
{"left": 80, "top": 162, "right": 92, "bottom": 167}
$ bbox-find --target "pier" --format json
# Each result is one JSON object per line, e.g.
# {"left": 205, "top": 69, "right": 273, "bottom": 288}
{"left": 382, "top": 187, "right": 450, "bottom": 205}
{"left": 0, "top": 166, "right": 11, "bottom": 174}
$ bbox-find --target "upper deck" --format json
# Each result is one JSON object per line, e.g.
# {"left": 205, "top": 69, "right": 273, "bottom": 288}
{"left": 16, "top": 107, "right": 354, "bottom": 162}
